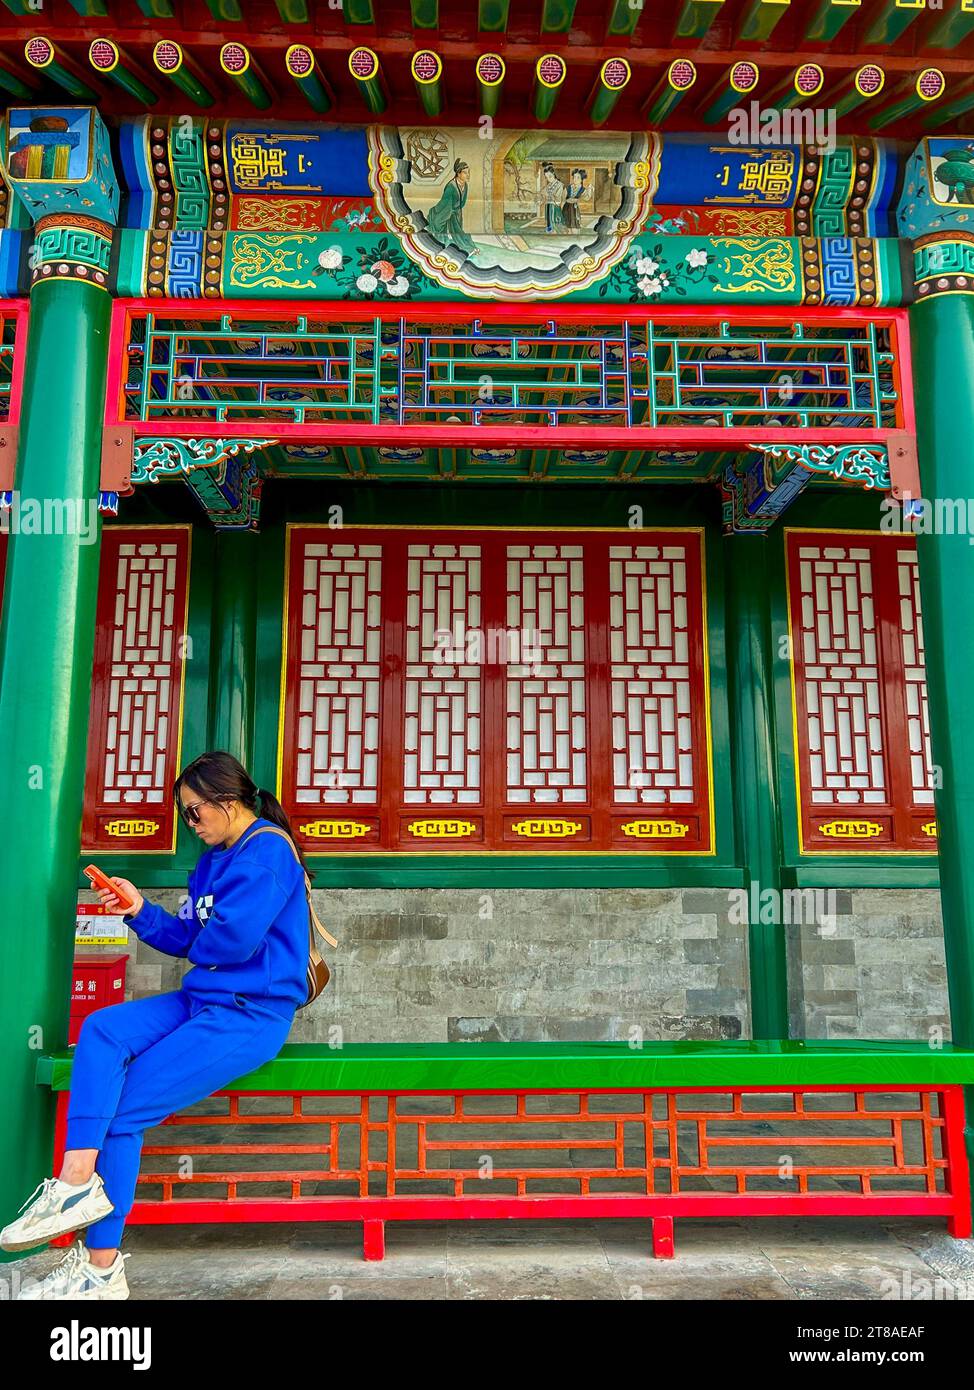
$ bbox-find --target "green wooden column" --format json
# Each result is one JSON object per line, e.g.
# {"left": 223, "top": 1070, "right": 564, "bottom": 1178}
{"left": 724, "top": 535, "right": 790, "bottom": 1040}
{"left": 207, "top": 531, "right": 259, "bottom": 766}
{"left": 908, "top": 235, "right": 974, "bottom": 1192}
{"left": 0, "top": 107, "right": 118, "bottom": 1257}
{"left": 0, "top": 274, "right": 112, "bottom": 1258}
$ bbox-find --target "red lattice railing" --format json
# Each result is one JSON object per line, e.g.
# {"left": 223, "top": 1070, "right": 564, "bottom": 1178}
{"left": 51, "top": 1084, "right": 974, "bottom": 1260}
{"left": 105, "top": 300, "right": 915, "bottom": 451}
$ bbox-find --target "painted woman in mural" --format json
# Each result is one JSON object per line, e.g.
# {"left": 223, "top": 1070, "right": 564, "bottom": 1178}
{"left": 541, "top": 162, "right": 566, "bottom": 233}
{"left": 424, "top": 158, "right": 477, "bottom": 256}
{"left": 562, "top": 168, "right": 587, "bottom": 233}
{"left": 2, "top": 752, "right": 317, "bottom": 1301}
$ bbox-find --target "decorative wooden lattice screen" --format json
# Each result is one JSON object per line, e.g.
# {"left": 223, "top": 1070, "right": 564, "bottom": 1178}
{"left": 83, "top": 527, "right": 191, "bottom": 854}
{"left": 786, "top": 530, "right": 935, "bottom": 854}
{"left": 280, "top": 527, "right": 713, "bottom": 854}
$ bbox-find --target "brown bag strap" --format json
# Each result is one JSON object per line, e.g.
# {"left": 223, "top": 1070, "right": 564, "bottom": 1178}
{"left": 243, "top": 825, "right": 339, "bottom": 949}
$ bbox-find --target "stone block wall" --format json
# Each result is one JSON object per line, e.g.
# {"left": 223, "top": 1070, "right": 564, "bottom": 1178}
{"left": 81, "top": 884, "right": 949, "bottom": 1043}
{"left": 789, "top": 888, "right": 949, "bottom": 1041}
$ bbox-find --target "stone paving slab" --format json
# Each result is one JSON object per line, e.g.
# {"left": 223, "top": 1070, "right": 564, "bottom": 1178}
{"left": 10, "top": 1219, "right": 974, "bottom": 1300}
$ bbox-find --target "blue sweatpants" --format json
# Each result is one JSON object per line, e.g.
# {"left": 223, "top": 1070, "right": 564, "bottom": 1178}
{"left": 64, "top": 989, "right": 294, "bottom": 1249}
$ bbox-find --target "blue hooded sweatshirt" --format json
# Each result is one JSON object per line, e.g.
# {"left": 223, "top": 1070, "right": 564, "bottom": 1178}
{"left": 123, "top": 818, "right": 309, "bottom": 1018}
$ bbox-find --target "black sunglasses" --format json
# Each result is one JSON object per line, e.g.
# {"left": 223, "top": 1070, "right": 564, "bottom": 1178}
{"left": 180, "top": 797, "right": 215, "bottom": 825}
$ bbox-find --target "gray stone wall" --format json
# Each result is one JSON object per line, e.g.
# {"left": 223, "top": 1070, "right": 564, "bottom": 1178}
{"left": 790, "top": 888, "right": 949, "bottom": 1041}
{"left": 81, "top": 884, "right": 949, "bottom": 1043}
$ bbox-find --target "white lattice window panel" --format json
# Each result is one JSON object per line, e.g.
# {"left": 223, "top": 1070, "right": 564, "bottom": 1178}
{"left": 796, "top": 544, "right": 887, "bottom": 805}
{"left": 897, "top": 549, "right": 935, "bottom": 806}
{"left": 404, "top": 543, "right": 482, "bottom": 804}
{"left": 609, "top": 544, "right": 694, "bottom": 805}
{"left": 505, "top": 543, "right": 587, "bottom": 804}
{"left": 102, "top": 541, "right": 180, "bottom": 806}
{"left": 294, "top": 542, "right": 382, "bottom": 805}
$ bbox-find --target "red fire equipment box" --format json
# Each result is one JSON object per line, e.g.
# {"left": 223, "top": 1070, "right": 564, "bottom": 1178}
{"left": 69, "top": 955, "right": 128, "bottom": 1045}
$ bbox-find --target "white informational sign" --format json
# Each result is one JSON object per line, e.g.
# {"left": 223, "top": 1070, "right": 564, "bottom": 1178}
{"left": 76, "top": 902, "right": 129, "bottom": 947}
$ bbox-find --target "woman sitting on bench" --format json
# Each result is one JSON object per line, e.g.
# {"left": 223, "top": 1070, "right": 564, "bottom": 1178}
{"left": 1, "top": 750, "right": 312, "bottom": 1300}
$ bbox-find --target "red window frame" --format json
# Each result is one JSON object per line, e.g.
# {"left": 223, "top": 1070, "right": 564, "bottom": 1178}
{"left": 83, "top": 526, "right": 192, "bottom": 855}
{"left": 279, "top": 525, "right": 714, "bottom": 854}
{"left": 786, "top": 529, "right": 935, "bottom": 855}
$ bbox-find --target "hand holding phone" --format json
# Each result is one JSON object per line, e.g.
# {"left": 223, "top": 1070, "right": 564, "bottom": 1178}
{"left": 83, "top": 865, "right": 141, "bottom": 915}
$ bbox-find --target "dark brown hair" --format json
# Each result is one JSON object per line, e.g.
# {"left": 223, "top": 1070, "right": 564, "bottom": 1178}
{"left": 173, "top": 750, "right": 311, "bottom": 876}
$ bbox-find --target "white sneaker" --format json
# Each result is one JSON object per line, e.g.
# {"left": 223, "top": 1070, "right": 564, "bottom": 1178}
{"left": 17, "top": 1240, "right": 130, "bottom": 1301}
{"left": 0, "top": 1172, "right": 115, "bottom": 1252}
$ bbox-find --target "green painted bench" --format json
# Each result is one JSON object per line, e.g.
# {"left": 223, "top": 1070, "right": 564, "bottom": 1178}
{"left": 41, "top": 1040, "right": 974, "bottom": 1260}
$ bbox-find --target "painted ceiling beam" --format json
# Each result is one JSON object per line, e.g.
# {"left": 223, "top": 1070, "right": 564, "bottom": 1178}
{"left": 675, "top": 0, "right": 724, "bottom": 40}
{"left": 22, "top": 36, "right": 98, "bottom": 101}
{"left": 606, "top": 0, "right": 643, "bottom": 36}
{"left": 205, "top": 0, "right": 243, "bottom": 19}
{"left": 410, "top": 0, "right": 439, "bottom": 26}
{"left": 764, "top": 62, "right": 825, "bottom": 110}
{"left": 863, "top": 0, "right": 926, "bottom": 46}
{"left": 533, "top": 53, "right": 566, "bottom": 122}
{"left": 65, "top": 0, "right": 108, "bottom": 14}
{"left": 88, "top": 39, "right": 158, "bottom": 107}
{"left": 348, "top": 46, "right": 386, "bottom": 113}
{"left": 219, "top": 43, "right": 271, "bottom": 109}
{"left": 285, "top": 43, "right": 331, "bottom": 113}
{"left": 540, "top": 0, "right": 578, "bottom": 32}
{"left": 869, "top": 66, "right": 944, "bottom": 128}
{"left": 928, "top": 0, "right": 974, "bottom": 48}
{"left": 699, "top": 60, "right": 761, "bottom": 123}
{"left": 343, "top": 0, "right": 375, "bottom": 21}
{"left": 832, "top": 62, "right": 887, "bottom": 117}
{"left": 0, "top": 54, "right": 35, "bottom": 98}
{"left": 478, "top": 0, "right": 510, "bottom": 32}
{"left": 643, "top": 59, "right": 698, "bottom": 124}
{"left": 737, "top": 0, "right": 791, "bottom": 42}
{"left": 411, "top": 49, "right": 443, "bottom": 117}
{"left": 134, "top": 0, "right": 175, "bottom": 15}
{"left": 152, "top": 39, "right": 215, "bottom": 108}
{"left": 804, "top": 0, "right": 861, "bottom": 42}
{"left": 921, "top": 81, "right": 974, "bottom": 127}
{"left": 274, "top": 0, "right": 309, "bottom": 20}
{"left": 589, "top": 58, "right": 630, "bottom": 127}
{"left": 475, "top": 52, "right": 505, "bottom": 117}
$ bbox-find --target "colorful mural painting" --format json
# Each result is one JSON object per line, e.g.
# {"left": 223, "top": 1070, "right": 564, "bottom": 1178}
{"left": 368, "top": 125, "right": 658, "bottom": 297}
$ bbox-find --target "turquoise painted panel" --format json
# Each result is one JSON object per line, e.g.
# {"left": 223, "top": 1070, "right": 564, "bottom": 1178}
{"left": 5, "top": 107, "right": 118, "bottom": 225}
{"left": 898, "top": 137, "right": 974, "bottom": 237}
{"left": 213, "top": 231, "right": 901, "bottom": 305}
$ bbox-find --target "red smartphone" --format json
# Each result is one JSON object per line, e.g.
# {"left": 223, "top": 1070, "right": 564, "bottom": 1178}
{"left": 83, "top": 864, "right": 137, "bottom": 912}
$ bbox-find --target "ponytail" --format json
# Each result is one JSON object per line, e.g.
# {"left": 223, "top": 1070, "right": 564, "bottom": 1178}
{"left": 255, "top": 786, "right": 313, "bottom": 878}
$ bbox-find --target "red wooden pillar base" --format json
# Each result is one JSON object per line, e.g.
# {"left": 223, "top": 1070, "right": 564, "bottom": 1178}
{"left": 363, "top": 1218, "right": 385, "bottom": 1261}
{"left": 652, "top": 1216, "right": 675, "bottom": 1258}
